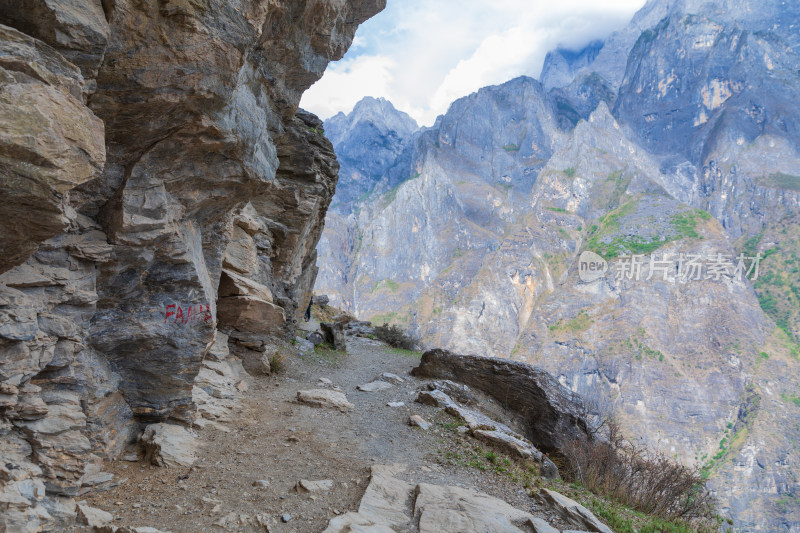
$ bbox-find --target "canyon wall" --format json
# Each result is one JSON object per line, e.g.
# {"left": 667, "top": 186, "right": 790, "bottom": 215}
{"left": 0, "top": 0, "right": 383, "bottom": 529}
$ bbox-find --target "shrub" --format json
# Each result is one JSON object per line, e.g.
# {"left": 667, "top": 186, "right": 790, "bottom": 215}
{"left": 562, "top": 420, "right": 715, "bottom": 523}
{"left": 374, "top": 323, "right": 418, "bottom": 351}
{"left": 269, "top": 350, "right": 287, "bottom": 373}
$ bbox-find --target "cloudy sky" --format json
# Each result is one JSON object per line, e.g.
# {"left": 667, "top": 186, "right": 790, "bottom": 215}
{"left": 300, "top": 0, "right": 646, "bottom": 126}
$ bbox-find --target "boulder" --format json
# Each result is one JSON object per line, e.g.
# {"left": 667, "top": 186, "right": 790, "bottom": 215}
{"left": 297, "top": 389, "right": 354, "bottom": 412}
{"left": 297, "top": 479, "right": 334, "bottom": 493}
{"left": 412, "top": 349, "right": 590, "bottom": 452}
{"left": 415, "top": 389, "right": 456, "bottom": 408}
{"left": 323, "top": 464, "right": 413, "bottom": 533}
{"left": 139, "top": 424, "right": 198, "bottom": 468}
{"left": 306, "top": 331, "right": 325, "bottom": 345}
{"left": 314, "top": 294, "right": 330, "bottom": 306}
{"left": 345, "top": 320, "right": 375, "bottom": 337}
{"left": 357, "top": 381, "right": 393, "bottom": 392}
{"left": 76, "top": 501, "right": 113, "bottom": 528}
{"left": 415, "top": 482, "right": 547, "bottom": 533}
{"left": 472, "top": 429, "right": 543, "bottom": 461}
{"left": 534, "top": 489, "right": 613, "bottom": 533}
{"left": 217, "top": 296, "right": 286, "bottom": 336}
{"left": 295, "top": 337, "right": 315, "bottom": 356}
{"left": 425, "top": 380, "right": 476, "bottom": 406}
{"left": 380, "top": 372, "right": 405, "bottom": 384}
{"left": 409, "top": 415, "right": 431, "bottom": 430}
{"left": 320, "top": 321, "right": 347, "bottom": 351}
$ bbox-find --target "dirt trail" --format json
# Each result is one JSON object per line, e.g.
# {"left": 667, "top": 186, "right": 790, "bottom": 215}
{"left": 82, "top": 336, "right": 555, "bottom": 532}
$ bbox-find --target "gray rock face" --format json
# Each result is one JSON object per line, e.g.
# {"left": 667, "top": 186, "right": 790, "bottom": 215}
{"left": 0, "top": 24, "right": 105, "bottom": 273}
{"left": 324, "top": 97, "right": 419, "bottom": 213}
{"left": 0, "top": 0, "right": 384, "bottom": 530}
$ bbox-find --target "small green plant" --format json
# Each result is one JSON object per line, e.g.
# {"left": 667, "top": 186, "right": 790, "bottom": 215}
{"left": 563, "top": 167, "right": 577, "bottom": 178}
{"left": 502, "top": 143, "right": 520, "bottom": 152}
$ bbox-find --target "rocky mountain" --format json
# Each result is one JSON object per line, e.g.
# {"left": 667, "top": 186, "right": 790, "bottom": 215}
{"left": 324, "top": 96, "right": 418, "bottom": 213}
{"left": 316, "top": 1, "right": 800, "bottom": 530}
{"left": 0, "top": 0, "right": 384, "bottom": 530}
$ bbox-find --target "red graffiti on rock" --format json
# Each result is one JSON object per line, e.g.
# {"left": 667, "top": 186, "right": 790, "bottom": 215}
{"left": 164, "top": 303, "right": 213, "bottom": 325}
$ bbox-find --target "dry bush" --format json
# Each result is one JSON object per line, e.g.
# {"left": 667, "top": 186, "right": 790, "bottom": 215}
{"left": 374, "top": 323, "right": 418, "bottom": 350}
{"left": 269, "top": 350, "right": 287, "bottom": 373}
{"left": 562, "top": 419, "right": 714, "bottom": 521}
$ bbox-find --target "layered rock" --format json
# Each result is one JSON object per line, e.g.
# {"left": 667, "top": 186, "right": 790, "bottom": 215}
{"left": 0, "top": 0, "right": 383, "bottom": 529}
{"left": 412, "top": 349, "right": 590, "bottom": 453}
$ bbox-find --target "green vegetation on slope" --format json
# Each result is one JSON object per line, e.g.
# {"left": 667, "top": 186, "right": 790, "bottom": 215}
{"left": 371, "top": 279, "right": 400, "bottom": 294}
{"left": 585, "top": 201, "right": 711, "bottom": 259}
{"left": 742, "top": 223, "right": 800, "bottom": 346}
{"left": 550, "top": 310, "right": 593, "bottom": 335}
{"left": 701, "top": 385, "right": 760, "bottom": 479}
{"left": 757, "top": 172, "right": 800, "bottom": 192}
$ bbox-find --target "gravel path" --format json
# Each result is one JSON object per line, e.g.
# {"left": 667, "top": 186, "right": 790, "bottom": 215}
{"left": 83, "top": 336, "right": 560, "bottom": 532}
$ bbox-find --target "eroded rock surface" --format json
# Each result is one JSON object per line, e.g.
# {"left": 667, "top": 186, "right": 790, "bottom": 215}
{"left": 0, "top": 0, "right": 384, "bottom": 529}
{"left": 413, "top": 349, "right": 590, "bottom": 453}
{"left": 323, "top": 464, "right": 599, "bottom": 533}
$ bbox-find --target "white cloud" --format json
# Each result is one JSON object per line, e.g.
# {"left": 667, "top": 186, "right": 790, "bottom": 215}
{"left": 301, "top": 55, "right": 396, "bottom": 120}
{"left": 300, "top": 0, "right": 647, "bottom": 126}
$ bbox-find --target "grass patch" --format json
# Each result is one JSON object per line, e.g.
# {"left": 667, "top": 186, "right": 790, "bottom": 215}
{"left": 370, "top": 279, "right": 400, "bottom": 294}
{"left": 758, "top": 172, "right": 800, "bottom": 192}
{"left": 309, "top": 344, "right": 348, "bottom": 367}
{"left": 585, "top": 203, "right": 711, "bottom": 259}
{"left": 783, "top": 393, "right": 800, "bottom": 408}
{"left": 670, "top": 209, "right": 712, "bottom": 239}
{"left": 546, "top": 206, "right": 569, "bottom": 213}
{"left": 563, "top": 167, "right": 577, "bottom": 178}
{"left": 502, "top": 143, "right": 520, "bottom": 152}
{"left": 747, "top": 228, "right": 800, "bottom": 344}
{"left": 385, "top": 347, "right": 423, "bottom": 358}
{"left": 269, "top": 350, "right": 287, "bottom": 373}
{"left": 550, "top": 310, "right": 593, "bottom": 335}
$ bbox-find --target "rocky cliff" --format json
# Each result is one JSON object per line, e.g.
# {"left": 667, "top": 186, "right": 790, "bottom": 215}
{"left": 0, "top": 0, "right": 383, "bottom": 530}
{"left": 316, "top": 2, "right": 800, "bottom": 530}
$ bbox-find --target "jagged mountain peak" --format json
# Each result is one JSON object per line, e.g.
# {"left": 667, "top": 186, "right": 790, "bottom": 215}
{"left": 325, "top": 95, "right": 418, "bottom": 147}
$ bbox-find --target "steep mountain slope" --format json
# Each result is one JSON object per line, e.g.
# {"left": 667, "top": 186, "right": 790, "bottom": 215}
{"left": 316, "top": 2, "right": 800, "bottom": 530}
{"left": 324, "top": 96, "right": 419, "bottom": 213}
